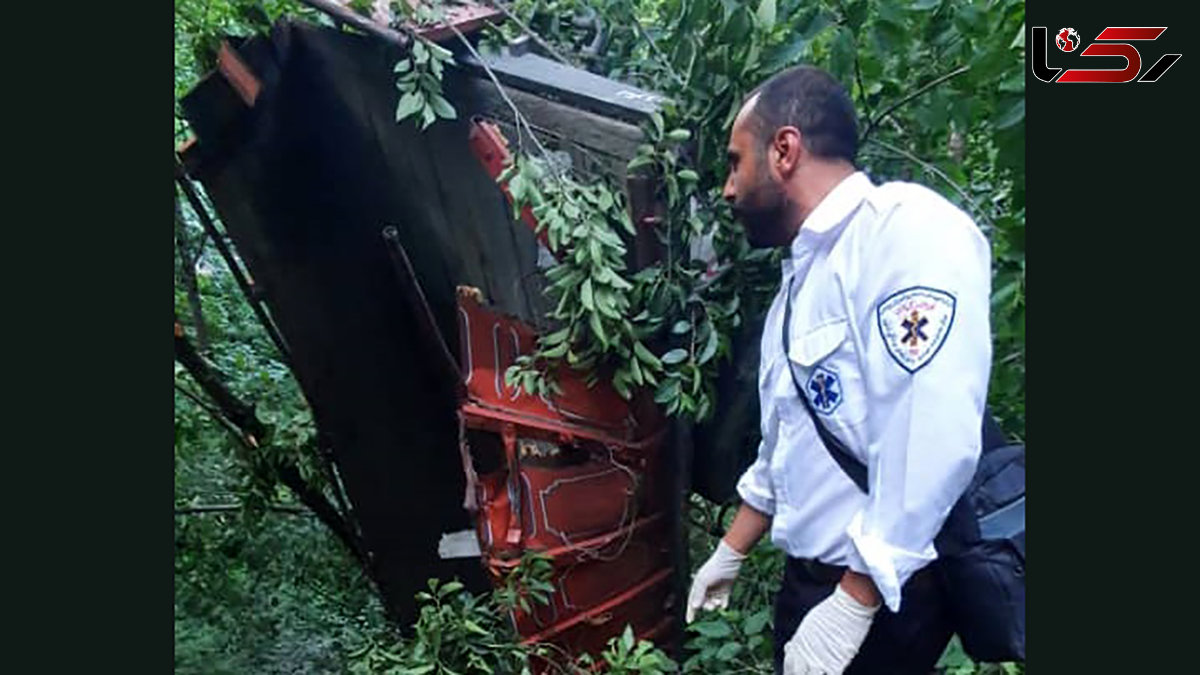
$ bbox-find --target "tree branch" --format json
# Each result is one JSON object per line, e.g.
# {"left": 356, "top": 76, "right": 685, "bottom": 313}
{"left": 175, "top": 319, "right": 267, "bottom": 444}
{"left": 174, "top": 322, "right": 374, "bottom": 575}
{"left": 449, "top": 23, "right": 555, "bottom": 165}
{"left": 174, "top": 382, "right": 251, "bottom": 445}
{"left": 629, "top": 15, "right": 685, "bottom": 88}
{"left": 295, "top": 0, "right": 412, "bottom": 50}
{"left": 859, "top": 65, "right": 970, "bottom": 145}
{"left": 175, "top": 160, "right": 293, "bottom": 364}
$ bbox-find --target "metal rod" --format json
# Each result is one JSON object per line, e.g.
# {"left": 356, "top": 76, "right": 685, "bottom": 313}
{"left": 381, "top": 226, "right": 467, "bottom": 401}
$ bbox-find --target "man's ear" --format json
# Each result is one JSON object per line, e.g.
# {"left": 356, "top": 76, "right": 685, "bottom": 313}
{"left": 773, "top": 127, "right": 803, "bottom": 178}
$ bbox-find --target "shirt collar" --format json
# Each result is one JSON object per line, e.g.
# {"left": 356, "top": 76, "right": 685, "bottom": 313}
{"left": 788, "top": 171, "right": 873, "bottom": 260}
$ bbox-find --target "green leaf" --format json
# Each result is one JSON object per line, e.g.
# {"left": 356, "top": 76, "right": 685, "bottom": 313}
{"left": 829, "top": 26, "right": 854, "bottom": 83}
{"left": 627, "top": 155, "right": 655, "bottom": 171}
{"left": 691, "top": 620, "right": 732, "bottom": 638}
{"left": 661, "top": 348, "right": 688, "bottom": 365}
{"left": 621, "top": 625, "right": 636, "bottom": 652}
{"left": 597, "top": 189, "right": 614, "bottom": 212}
{"left": 395, "top": 92, "right": 423, "bottom": 122}
{"left": 394, "top": 59, "right": 412, "bottom": 73}
{"left": 650, "top": 110, "right": 665, "bottom": 139}
{"left": 429, "top": 93, "right": 456, "bottom": 120}
{"left": 671, "top": 320, "right": 691, "bottom": 335}
{"left": 542, "top": 326, "right": 571, "bottom": 346}
{"left": 421, "top": 103, "right": 436, "bottom": 129}
{"left": 744, "top": 609, "right": 770, "bottom": 635}
{"left": 1011, "top": 23, "right": 1026, "bottom": 50}
{"left": 630, "top": 356, "right": 645, "bottom": 386}
{"left": 634, "top": 341, "right": 662, "bottom": 370}
{"left": 580, "top": 278, "right": 595, "bottom": 311}
{"left": 698, "top": 327, "right": 719, "bottom": 365}
{"left": 653, "top": 378, "right": 680, "bottom": 404}
{"left": 911, "top": 0, "right": 941, "bottom": 9}
{"left": 667, "top": 128, "right": 692, "bottom": 142}
{"left": 677, "top": 169, "right": 700, "bottom": 183}
{"left": 612, "top": 370, "right": 632, "bottom": 400}
{"left": 428, "top": 41, "right": 453, "bottom": 61}
{"left": 463, "top": 619, "right": 489, "bottom": 636}
{"left": 755, "top": 0, "right": 776, "bottom": 30}
{"left": 764, "top": 33, "right": 810, "bottom": 70}
{"left": 541, "top": 340, "right": 569, "bottom": 359}
{"left": 589, "top": 312, "right": 608, "bottom": 347}
{"left": 994, "top": 99, "right": 1024, "bottom": 130}
{"left": 413, "top": 40, "right": 429, "bottom": 65}
{"left": 716, "top": 642, "right": 743, "bottom": 661}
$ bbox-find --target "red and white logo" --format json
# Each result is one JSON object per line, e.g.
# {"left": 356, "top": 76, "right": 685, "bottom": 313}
{"left": 1032, "top": 26, "right": 1182, "bottom": 83}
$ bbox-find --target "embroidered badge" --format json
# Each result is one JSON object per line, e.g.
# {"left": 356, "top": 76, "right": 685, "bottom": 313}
{"left": 806, "top": 366, "right": 843, "bottom": 415}
{"left": 877, "top": 287, "right": 956, "bottom": 373}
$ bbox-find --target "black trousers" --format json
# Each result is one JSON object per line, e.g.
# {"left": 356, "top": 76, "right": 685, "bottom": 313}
{"left": 772, "top": 558, "right": 953, "bottom": 675}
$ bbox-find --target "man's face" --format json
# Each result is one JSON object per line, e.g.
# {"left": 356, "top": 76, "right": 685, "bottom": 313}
{"left": 723, "top": 103, "right": 791, "bottom": 248}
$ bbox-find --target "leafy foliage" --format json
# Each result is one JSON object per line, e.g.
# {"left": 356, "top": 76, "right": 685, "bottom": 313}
{"left": 345, "top": 553, "right": 682, "bottom": 674}
{"left": 395, "top": 37, "right": 459, "bottom": 128}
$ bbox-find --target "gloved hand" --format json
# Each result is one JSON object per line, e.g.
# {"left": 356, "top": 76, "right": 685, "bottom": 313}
{"left": 685, "top": 540, "right": 746, "bottom": 623}
{"left": 782, "top": 585, "right": 879, "bottom": 675}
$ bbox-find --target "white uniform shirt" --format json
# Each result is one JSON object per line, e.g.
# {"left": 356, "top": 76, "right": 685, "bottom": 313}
{"left": 735, "top": 171, "right": 992, "bottom": 612}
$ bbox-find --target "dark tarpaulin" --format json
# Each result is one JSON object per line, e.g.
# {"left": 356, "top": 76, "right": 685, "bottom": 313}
{"left": 181, "top": 20, "right": 548, "bottom": 624}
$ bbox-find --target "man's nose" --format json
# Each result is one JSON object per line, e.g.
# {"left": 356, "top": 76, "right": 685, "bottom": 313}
{"left": 722, "top": 174, "right": 736, "bottom": 203}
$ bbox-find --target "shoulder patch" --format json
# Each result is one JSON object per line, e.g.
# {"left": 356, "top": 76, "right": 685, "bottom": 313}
{"left": 877, "top": 287, "right": 956, "bottom": 373}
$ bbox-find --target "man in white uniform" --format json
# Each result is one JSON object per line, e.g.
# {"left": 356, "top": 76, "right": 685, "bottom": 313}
{"left": 685, "top": 66, "right": 992, "bottom": 675}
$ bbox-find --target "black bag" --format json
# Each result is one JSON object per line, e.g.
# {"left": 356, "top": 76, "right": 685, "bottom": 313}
{"left": 782, "top": 280, "right": 1025, "bottom": 663}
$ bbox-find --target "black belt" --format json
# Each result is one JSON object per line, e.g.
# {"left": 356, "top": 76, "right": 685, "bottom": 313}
{"left": 785, "top": 556, "right": 848, "bottom": 584}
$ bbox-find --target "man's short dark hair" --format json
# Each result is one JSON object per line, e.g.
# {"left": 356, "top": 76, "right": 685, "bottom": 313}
{"left": 745, "top": 66, "right": 858, "bottom": 163}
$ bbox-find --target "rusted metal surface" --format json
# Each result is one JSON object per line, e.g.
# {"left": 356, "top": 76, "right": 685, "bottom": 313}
{"left": 299, "top": 0, "right": 503, "bottom": 48}
{"left": 411, "top": 1, "right": 505, "bottom": 42}
{"left": 216, "top": 41, "right": 262, "bottom": 106}
{"left": 456, "top": 287, "right": 677, "bottom": 663}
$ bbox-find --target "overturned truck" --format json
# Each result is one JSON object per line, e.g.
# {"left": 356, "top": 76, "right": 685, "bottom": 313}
{"left": 178, "top": 1, "right": 761, "bottom": 662}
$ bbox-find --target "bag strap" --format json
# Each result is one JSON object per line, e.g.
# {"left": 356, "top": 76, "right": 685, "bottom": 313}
{"left": 782, "top": 275, "right": 870, "bottom": 494}
{"left": 781, "top": 276, "right": 1008, "bottom": 498}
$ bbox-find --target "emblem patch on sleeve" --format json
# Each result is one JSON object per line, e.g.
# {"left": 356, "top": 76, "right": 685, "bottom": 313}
{"left": 877, "top": 287, "right": 956, "bottom": 373}
{"left": 806, "top": 366, "right": 842, "bottom": 415}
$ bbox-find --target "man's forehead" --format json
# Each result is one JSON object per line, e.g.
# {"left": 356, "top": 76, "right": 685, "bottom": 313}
{"left": 732, "top": 93, "right": 760, "bottom": 134}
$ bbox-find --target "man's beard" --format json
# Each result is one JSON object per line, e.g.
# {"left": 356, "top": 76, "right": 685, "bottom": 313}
{"left": 732, "top": 180, "right": 791, "bottom": 248}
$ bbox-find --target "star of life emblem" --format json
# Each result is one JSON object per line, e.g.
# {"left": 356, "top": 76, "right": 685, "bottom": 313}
{"left": 877, "top": 287, "right": 956, "bottom": 373}
{"left": 805, "top": 365, "right": 842, "bottom": 415}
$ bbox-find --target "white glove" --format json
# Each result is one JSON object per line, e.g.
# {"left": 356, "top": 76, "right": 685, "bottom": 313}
{"left": 685, "top": 540, "right": 745, "bottom": 623}
{"left": 782, "top": 585, "right": 879, "bottom": 675}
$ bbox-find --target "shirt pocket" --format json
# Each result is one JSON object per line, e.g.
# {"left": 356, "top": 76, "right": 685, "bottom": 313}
{"left": 786, "top": 318, "right": 868, "bottom": 438}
